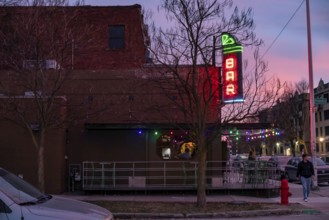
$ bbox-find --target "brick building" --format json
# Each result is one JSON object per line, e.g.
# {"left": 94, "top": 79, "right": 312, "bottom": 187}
{"left": 0, "top": 5, "right": 224, "bottom": 193}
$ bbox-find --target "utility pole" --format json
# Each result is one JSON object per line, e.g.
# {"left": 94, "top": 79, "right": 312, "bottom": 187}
{"left": 306, "top": 0, "right": 317, "bottom": 187}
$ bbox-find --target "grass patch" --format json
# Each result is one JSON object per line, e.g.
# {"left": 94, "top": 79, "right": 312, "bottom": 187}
{"left": 86, "top": 201, "right": 304, "bottom": 213}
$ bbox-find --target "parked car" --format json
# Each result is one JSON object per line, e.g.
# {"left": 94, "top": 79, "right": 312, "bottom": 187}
{"left": 284, "top": 157, "right": 329, "bottom": 183}
{"left": 0, "top": 167, "right": 113, "bottom": 220}
{"left": 268, "top": 156, "right": 292, "bottom": 177}
{"left": 231, "top": 154, "right": 248, "bottom": 170}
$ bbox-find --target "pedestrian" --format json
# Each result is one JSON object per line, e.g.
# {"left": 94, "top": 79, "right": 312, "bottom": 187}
{"left": 248, "top": 150, "right": 255, "bottom": 161}
{"left": 296, "top": 154, "right": 315, "bottom": 202}
{"left": 178, "top": 147, "right": 191, "bottom": 159}
{"left": 247, "top": 151, "right": 256, "bottom": 183}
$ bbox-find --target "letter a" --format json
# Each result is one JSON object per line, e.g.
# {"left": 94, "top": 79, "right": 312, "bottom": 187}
{"left": 226, "top": 71, "right": 235, "bottom": 81}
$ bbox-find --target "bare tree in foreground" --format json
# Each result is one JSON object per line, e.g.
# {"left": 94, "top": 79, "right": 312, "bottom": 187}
{"left": 0, "top": 0, "right": 95, "bottom": 192}
{"left": 147, "top": 0, "right": 282, "bottom": 207}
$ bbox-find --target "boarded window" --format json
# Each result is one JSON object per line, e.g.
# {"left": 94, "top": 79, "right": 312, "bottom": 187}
{"left": 109, "top": 25, "right": 125, "bottom": 49}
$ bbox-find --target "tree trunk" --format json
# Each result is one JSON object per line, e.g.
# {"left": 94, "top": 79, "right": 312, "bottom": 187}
{"left": 196, "top": 148, "right": 207, "bottom": 207}
{"left": 37, "top": 129, "right": 46, "bottom": 193}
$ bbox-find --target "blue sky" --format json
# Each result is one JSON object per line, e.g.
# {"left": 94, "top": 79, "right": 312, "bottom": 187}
{"left": 83, "top": 0, "right": 329, "bottom": 88}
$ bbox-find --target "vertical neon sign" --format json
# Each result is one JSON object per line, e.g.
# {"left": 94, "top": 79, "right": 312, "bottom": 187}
{"left": 221, "top": 33, "right": 243, "bottom": 103}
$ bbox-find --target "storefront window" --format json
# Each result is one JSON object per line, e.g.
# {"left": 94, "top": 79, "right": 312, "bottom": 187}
{"left": 156, "top": 134, "right": 196, "bottom": 160}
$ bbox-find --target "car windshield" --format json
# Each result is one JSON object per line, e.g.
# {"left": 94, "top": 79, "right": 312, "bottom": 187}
{"left": 315, "top": 158, "right": 327, "bottom": 166}
{"left": 0, "top": 169, "right": 44, "bottom": 204}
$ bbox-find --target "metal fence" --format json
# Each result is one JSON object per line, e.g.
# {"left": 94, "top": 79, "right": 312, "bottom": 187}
{"left": 82, "top": 160, "right": 281, "bottom": 191}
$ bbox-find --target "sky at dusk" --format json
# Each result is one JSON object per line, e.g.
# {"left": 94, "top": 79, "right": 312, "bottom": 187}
{"left": 83, "top": 0, "right": 329, "bottom": 88}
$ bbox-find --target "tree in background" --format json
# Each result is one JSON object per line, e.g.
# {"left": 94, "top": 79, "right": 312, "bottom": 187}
{"left": 261, "top": 79, "right": 310, "bottom": 156}
{"left": 147, "top": 0, "right": 281, "bottom": 207}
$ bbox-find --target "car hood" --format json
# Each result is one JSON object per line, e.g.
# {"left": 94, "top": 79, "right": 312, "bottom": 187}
{"left": 25, "top": 195, "right": 111, "bottom": 220}
{"left": 317, "top": 165, "right": 329, "bottom": 170}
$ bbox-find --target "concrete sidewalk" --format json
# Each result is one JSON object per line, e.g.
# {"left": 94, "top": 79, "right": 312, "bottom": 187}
{"left": 57, "top": 183, "right": 329, "bottom": 219}
{"left": 271, "top": 183, "right": 329, "bottom": 215}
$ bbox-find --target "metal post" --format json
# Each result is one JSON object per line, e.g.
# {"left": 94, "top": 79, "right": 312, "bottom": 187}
{"left": 306, "top": 0, "right": 317, "bottom": 186}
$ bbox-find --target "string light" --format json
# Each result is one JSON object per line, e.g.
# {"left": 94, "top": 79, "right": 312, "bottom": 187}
{"left": 223, "top": 128, "right": 282, "bottom": 141}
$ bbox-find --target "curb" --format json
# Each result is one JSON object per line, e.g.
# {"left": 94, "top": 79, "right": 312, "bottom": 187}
{"left": 114, "top": 208, "right": 304, "bottom": 219}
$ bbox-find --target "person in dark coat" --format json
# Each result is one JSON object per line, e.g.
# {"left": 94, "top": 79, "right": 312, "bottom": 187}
{"left": 296, "top": 154, "right": 315, "bottom": 202}
{"left": 247, "top": 151, "right": 256, "bottom": 183}
{"left": 178, "top": 148, "right": 191, "bottom": 159}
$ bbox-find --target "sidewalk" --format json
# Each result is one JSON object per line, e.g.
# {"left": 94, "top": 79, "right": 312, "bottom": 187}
{"left": 271, "top": 183, "right": 329, "bottom": 215}
{"left": 58, "top": 184, "right": 329, "bottom": 219}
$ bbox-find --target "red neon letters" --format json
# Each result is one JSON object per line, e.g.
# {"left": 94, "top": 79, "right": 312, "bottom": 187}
{"left": 222, "top": 53, "right": 238, "bottom": 99}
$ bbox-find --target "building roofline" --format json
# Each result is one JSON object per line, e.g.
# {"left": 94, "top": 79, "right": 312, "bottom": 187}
{"left": 85, "top": 122, "right": 276, "bottom": 131}
{"left": 0, "top": 4, "right": 142, "bottom": 9}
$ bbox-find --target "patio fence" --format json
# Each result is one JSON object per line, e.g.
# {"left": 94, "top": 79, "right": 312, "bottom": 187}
{"left": 82, "top": 160, "right": 281, "bottom": 192}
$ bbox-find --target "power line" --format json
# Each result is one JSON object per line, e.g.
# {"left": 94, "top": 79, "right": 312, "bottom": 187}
{"left": 261, "top": 0, "right": 305, "bottom": 60}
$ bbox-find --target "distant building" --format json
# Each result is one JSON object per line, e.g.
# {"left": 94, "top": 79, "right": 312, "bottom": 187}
{"left": 258, "top": 92, "right": 309, "bottom": 157}
{"left": 315, "top": 79, "right": 329, "bottom": 162}
{"left": 259, "top": 79, "right": 329, "bottom": 162}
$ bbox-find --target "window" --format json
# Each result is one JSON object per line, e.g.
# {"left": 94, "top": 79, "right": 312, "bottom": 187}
{"left": 319, "top": 112, "right": 322, "bottom": 121}
{"left": 326, "top": 142, "right": 329, "bottom": 152}
{"left": 156, "top": 134, "right": 196, "bottom": 160}
{"left": 324, "top": 93, "right": 329, "bottom": 102}
{"left": 108, "top": 25, "right": 125, "bottom": 49}
{"left": 316, "top": 128, "right": 318, "bottom": 137}
{"left": 325, "top": 126, "right": 329, "bottom": 136}
{"left": 324, "top": 110, "right": 329, "bottom": 120}
{"left": 320, "top": 127, "right": 323, "bottom": 136}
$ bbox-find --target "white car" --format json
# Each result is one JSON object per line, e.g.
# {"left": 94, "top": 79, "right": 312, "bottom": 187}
{"left": 0, "top": 168, "right": 113, "bottom": 220}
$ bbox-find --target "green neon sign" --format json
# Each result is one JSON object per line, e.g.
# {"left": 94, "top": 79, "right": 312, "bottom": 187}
{"left": 221, "top": 33, "right": 243, "bottom": 53}
{"left": 223, "top": 46, "right": 243, "bottom": 54}
{"left": 221, "top": 33, "right": 236, "bottom": 46}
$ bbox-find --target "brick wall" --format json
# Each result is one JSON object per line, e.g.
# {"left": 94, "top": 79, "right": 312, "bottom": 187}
{"left": 0, "top": 5, "right": 149, "bottom": 70}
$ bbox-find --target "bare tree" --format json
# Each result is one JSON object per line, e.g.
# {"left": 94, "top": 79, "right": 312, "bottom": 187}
{"left": 147, "top": 0, "right": 281, "bottom": 207}
{"left": 0, "top": 0, "right": 23, "bottom": 6}
{"left": 0, "top": 0, "right": 98, "bottom": 192}
{"left": 264, "top": 80, "right": 310, "bottom": 156}
{"left": 295, "top": 79, "right": 309, "bottom": 94}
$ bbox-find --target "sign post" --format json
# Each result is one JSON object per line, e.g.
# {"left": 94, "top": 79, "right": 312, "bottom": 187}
{"left": 314, "top": 98, "right": 327, "bottom": 105}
